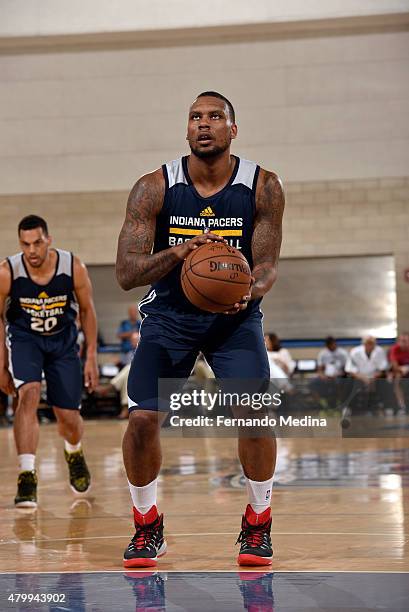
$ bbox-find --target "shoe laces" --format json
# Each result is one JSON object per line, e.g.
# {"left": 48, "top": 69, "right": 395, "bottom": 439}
{"left": 130, "top": 521, "right": 158, "bottom": 551}
{"left": 236, "top": 519, "right": 270, "bottom": 549}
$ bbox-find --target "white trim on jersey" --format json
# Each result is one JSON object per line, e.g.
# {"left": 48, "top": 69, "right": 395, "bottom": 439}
{"left": 231, "top": 158, "right": 258, "bottom": 188}
{"left": 165, "top": 156, "right": 257, "bottom": 190}
{"left": 56, "top": 249, "right": 72, "bottom": 276}
{"left": 165, "top": 158, "right": 187, "bottom": 188}
{"left": 127, "top": 395, "right": 138, "bottom": 410}
{"left": 138, "top": 290, "right": 157, "bottom": 318}
{"left": 137, "top": 289, "right": 157, "bottom": 343}
{"left": 7, "top": 253, "right": 27, "bottom": 280}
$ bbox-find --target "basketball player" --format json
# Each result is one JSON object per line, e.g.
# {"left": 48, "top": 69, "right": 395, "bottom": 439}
{"left": 116, "top": 92, "right": 284, "bottom": 567}
{"left": 0, "top": 215, "right": 98, "bottom": 507}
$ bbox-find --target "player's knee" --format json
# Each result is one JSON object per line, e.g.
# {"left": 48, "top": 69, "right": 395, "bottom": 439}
{"left": 55, "top": 408, "right": 81, "bottom": 431}
{"left": 127, "top": 410, "right": 158, "bottom": 442}
{"left": 18, "top": 383, "right": 41, "bottom": 409}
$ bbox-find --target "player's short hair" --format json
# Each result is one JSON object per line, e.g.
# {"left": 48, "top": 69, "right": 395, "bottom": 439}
{"left": 325, "top": 336, "right": 336, "bottom": 347}
{"left": 196, "top": 91, "right": 236, "bottom": 123}
{"left": 18, "top": 215, "right": 49, "bottom": 236}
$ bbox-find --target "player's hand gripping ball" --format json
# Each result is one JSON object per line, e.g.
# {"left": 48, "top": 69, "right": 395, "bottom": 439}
{"left": 181, "top": 242, "right": 252, "bottom": 313}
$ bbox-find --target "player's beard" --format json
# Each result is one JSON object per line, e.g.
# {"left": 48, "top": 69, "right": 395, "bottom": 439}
{"left": 189, "top": 139, "right": 230, "bottom": 159}
{"left": 27, "top": 258, "right": 45, "bottom": 268}
{"left": 26, "top": 250, "right": 48, "bottom": 268}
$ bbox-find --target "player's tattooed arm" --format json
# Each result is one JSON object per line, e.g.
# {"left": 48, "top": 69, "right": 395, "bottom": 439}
{"left": 116, "top": 170, "right": 179, "bottom": 290}
{"left": 116, "top": 169, "right": 224, "bottom": 290}
{"left": 0, "top": 261, "right": 15, "bottom": 395}
{"left": 251, "top": 169, "right": 285, "bottom": 300}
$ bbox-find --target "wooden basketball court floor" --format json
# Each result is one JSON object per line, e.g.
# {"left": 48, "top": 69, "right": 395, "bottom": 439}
{"left": 0, "top": 419, "right": 408, "bottom": 610}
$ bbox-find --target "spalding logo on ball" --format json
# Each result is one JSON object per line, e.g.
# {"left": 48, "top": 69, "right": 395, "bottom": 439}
{"left": 181, "top": 242, "right": 251, "bottom": 313}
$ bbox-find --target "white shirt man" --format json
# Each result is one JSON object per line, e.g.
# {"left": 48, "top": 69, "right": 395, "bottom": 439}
{"left": 345, "top": 336, "right": 388, "bottom": 380}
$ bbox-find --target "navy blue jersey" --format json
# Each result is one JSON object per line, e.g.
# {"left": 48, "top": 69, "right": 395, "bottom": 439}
{"left": 143, "top": 155, "right": 260, "bottom": 315}
{"left": 6, "top": 249, "right": 78, "bottom": 335}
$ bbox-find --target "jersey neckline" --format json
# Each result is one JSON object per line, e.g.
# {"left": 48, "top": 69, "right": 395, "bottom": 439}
{"left": 182, "top": 155, "right": 240, "bottom": 201}
{"left": 21, "top": 249, "right": 60, "bottom": 288}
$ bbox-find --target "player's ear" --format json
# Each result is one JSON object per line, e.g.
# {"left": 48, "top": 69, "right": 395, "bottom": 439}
{"left": 231, "top": 123, "right": 238, "bottom": 140}
{"left": 47, "top": 234, "right": 52, "bottom": 246}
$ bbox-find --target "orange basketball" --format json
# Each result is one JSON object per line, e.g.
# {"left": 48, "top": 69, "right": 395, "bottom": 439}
{"left": 181, "top": 242, "right": 251, "bottom": 313}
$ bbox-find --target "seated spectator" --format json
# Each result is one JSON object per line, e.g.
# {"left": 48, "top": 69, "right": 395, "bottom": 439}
{"left": 264, "top": 333, "right": 295, "bottom": 376}
{"left": 264, "top": 333, "right": 295, "bottom": 392}
{"left": 193, "top": 353, "right": 215, "bottom": 383}
{"left": 389, "top": 332, "right": 409, "bottom": 415}
{"left": 346, "top": 336, "right": 388, "bottom": 381}
{"left": 117, "top": 305, "right": 141, "bottom": 365}
{"left": 96, "top": 331, "right": 140, "bottom": 419}
{"left": 317, "top": 336, "right": 348, "bottom": 379}
{"left": 310, "top": 336, "right": 348, "bottom": 409}
{"left": 189, "top": 354, "right": 217, "bottom": 414}
{"left": 345, "top": 335, "right": 389, "bottom": 414}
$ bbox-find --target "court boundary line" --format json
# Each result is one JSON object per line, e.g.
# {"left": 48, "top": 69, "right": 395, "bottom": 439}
{"left": 1, "top": 530, "right": 408, "bottom": 546}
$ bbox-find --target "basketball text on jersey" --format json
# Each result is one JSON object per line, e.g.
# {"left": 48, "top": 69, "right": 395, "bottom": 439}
{"left": 6, "top": 249, "right": 78, "bottom": 335}
{"left": 19, "top": 292, "right": 68, "bottom": 332}
{"left": 169, "top": 215, "right": 243, "bottom": 250}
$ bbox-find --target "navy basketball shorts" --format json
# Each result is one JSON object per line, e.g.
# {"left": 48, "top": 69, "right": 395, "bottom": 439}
{"left": 7, "top": 325, "right": 82, "bottom": 410}
{"left": 127, "top": 306, "right": 270, "bottom": 413}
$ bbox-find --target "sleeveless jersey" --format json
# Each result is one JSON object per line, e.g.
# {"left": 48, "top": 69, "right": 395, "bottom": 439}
{"left": 142, "top": 155, "right": 260, "bottom": 315}
{"left": 6, "top": 249, "right": 78, "bottom": 335}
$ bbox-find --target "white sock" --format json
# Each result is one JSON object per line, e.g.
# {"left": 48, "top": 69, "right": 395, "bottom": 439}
{"left": 245, "top": 475, "right": 273, "bottom": 514}
{"left": 64, "top": 440, "right": 82, "bottom": 453}
{"left": 18, "top": 454, "right": 35, "bottom": 472}
{"left": 128, "top": 478, "right": 158, "bottom": 514}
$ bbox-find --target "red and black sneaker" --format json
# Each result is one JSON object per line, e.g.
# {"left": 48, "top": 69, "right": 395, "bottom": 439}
{"left": 236, "top": 505, "right": 273, "bottom": 566}
{"left": 123, "top": 505, "right": 167, "bottom": 568}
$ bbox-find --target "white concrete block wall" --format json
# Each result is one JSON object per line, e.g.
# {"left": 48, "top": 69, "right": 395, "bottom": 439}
{"left": 0, "top": 31, "right": 409, "bottom": 194}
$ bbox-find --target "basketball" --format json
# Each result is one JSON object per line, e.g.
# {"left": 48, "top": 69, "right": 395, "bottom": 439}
{"left": 181, "top": 242, "right": 252, "bottom": 313}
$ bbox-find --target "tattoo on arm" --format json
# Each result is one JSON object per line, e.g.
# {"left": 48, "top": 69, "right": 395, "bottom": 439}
{"left": 116, "top": 172, "right": 180, "bottom": 290}
{"left": 251, "top": 171, "right": 285, "bottom": 298}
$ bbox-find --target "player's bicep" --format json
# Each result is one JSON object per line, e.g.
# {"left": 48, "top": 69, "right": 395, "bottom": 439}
{"left": 73, "top": 259, "right": 94, "bottom": 310}
{"left": 0, "top": 293, "right": 7, "bottom": 319}
{"left": 117, "top": 171, "right": 164, "bottom": 258}
{"left": 0, "top": 262, "right": 11, "bottom": 316}
{"left": 252, "top": 172, "right": 285, "bottom": 268}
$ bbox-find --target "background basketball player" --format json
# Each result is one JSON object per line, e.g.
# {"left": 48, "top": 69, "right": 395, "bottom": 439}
{"left": 116, "top": 92, "right": 284, "bottom": 567}
{"left": 0, "top": 215, "right": 99, "bottom": 507}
